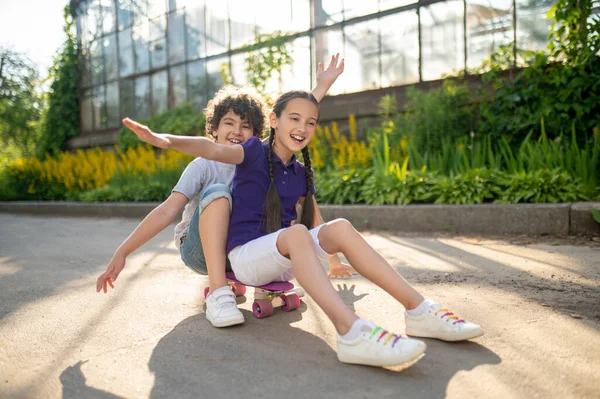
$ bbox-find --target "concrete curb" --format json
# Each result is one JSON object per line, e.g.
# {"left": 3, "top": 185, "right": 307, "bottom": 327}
{"left": 1, "top": 201, "right": 599, "bottom": 236}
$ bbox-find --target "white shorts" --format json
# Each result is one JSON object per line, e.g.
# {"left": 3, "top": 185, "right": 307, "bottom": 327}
{"left": 227, "top": 225, "right": 332, "bottom": 286}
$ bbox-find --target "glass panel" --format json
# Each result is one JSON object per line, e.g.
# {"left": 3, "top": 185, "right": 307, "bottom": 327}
{"left": 149, "top": 14, "right": 166, "bottom": 40}
{"left": 133, "top": 21, "right": 150, "bottom": 72}
{"left": 148, "top": 0, "right": 167, "bottom": 18}
{"left": 313, "top": 28, "right": 344, "bottom": 94}
{"left": 421, "top": 0, "right": 465, "bottom": 80}
{"left": 93, "top": 85, "right": 107, "bottom": 129}
{"left": 81, "top": 89, "right": 94, "bottom": 132}
{"left": 120, "top": 78, "right": 135, "bottom": 119}
{"left": 188, "top": 59, "right": 207, "bottom": 111}
{"left": 380, "top": 10, "right": 419, "bottom": 86}
{"left": 117, "top": 0, "right": 134, "bottom": 29}
{"left": 379, "top": 0, "right": 417, "bottom": 11}
{"left": 230, "top": 53, "right": 247, "bottom": 86}
{"left": 149, "top": 16, "right": 167, "bottom": 68}
{"left": 168, "top": 10, "right": 186, "bottom": 63}
{"left": 229, "top": 0, "right": 256, "bottom": 49}
{"left": 291, "top": 0, "right": 311, "bottom": 32}
{"left": 102, "top": 0, "right": 116, "bottom": 33}
{"left": 169, "top": 65, "right": 188, "bottom": 107}
{"left": 176, "top": 0, "right": 202, "bottom": 11}
{"left": 106, "top": 81, "right": 120, "bottom": 127}
{"left": 467, "top": 0, "right": 514, "bottom": 69}
{"left": 90, "top": 39, "right": 104, "bottom": 85}
{"left": 119, "top": 28, "right": 134, "bottom": 77}
{"left": 206, "top": 0, "right": 230, "bottom": 54}
{"left": 314, "top": 0, "right": 344, "bottom": 27}
{"left": 130, "top": 0, "right": 150, "bottom": 23}
{"left": 343, "top": 0, "right": 378, "bottom": 20}
{"left": 151, "top": 70, "right": 168, "bottom": 115}
{"left": 206, "top": 57, "right": 225, "bottom": 99}
{"left": 186, "top": 4, "right": 206, "bottom": 59}
{"left": 344, "top": 20, "right": 380, "bottom": 92}
{"left": 77, "top": 14, "right": 87, "bottom": 51}
{"left": 80, "top": 51, "right": 92, "bottom": 88}
{"left": 254, "top": 0, "right": 309, "bottom": 34}
{"left": 135, "top": 76, "right": 151, "bottom": 119}
{"left": 104, "top": 34, "right": 119, "bottom": 81}
{"left": 516, "top": 0, "right": 553, "bottom": 53}
{"left": 280, "top": 36, "right": 311, "bottom": 93}
{"left": 87, "top": 0, "right": 103, "bottom": 40}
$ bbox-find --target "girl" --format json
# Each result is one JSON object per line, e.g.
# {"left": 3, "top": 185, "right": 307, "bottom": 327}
{"left": 126, "top": 90, "right": 484, "bottom": 369}
{"left": 96, "top": 56, "right": 352, "bottom": 329}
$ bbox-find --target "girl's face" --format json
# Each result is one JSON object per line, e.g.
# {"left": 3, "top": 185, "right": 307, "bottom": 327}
{"left": 213, "top": 110, "right": 254, "bottom": 146}
{"left": 269, "top": 98, "right": 319, "bottom": 153}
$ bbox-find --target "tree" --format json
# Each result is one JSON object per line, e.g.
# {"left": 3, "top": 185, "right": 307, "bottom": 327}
{"left": 0, "top": 47, "right": 43, "bottom": 159}
{"left": 37, "top": 3, "right": 79, "bottom": 157}
{"left": 245, "top": 31, "right": 294, "bottom": 96}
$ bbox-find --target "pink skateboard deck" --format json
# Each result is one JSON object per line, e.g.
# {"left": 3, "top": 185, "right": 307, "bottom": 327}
{"left": 203, "top": 272, "right": 305, "bottom": 319}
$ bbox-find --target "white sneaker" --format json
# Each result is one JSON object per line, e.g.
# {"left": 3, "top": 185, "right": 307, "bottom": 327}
{"left": 337, "top": 321, "right": 426, "bottom": 369}
{"left": 205, "top": 287, "right": 244, "bottom": 328}
{"left": 405, "top": 303, "right": 484, "bottom": 341}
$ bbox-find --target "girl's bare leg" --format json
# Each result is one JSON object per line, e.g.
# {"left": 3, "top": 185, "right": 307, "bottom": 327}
{"left": 318, "top": 219, "right": 425, "bottom": 310}
{"left": 277, "top": 225, "right": 358, "bottom": 335}
{"left": 199, "top": 197, "right": 230, "bottom": 294}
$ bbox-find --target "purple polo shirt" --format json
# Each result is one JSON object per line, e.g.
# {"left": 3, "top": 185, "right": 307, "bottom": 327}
{"left": 226, "top": 136, "right": 314, "bottom": 253}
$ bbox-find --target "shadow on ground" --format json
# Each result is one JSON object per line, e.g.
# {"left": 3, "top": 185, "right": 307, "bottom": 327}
{"left": 60, "top": 285, "right": 500, "bottom": 398}
{"left": 380, "top": 235, "right": 600, "bottom": 323}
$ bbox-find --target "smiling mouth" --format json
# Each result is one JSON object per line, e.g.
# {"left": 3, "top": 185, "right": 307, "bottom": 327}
{"left": 290, "top": 134, "right": 305, "bottom": 144}
{"left": 228, "top": 138, "right": 242, "bottom": 144}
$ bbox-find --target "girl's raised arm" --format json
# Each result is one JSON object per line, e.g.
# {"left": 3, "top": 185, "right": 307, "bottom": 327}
{"left": 122, "top": 118, "right": 244, "bottom": 164}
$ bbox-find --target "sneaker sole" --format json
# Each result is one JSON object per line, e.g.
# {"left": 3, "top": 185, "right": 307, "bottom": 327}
{"left": 206, "top": 312, "right": 245, "bottom": 328}
{"left": 338, "top": 342, "right": 427, "bottom": 369}
{"left": 406, "top": 328, "right": 484, "bottom": 342}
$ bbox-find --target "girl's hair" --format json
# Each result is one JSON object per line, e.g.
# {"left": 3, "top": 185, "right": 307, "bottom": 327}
{"left": 204, "top": 85, "right": 266, "bottom": 139}
{"left": 264, "top": 90, "right": 319, "bottom": 233}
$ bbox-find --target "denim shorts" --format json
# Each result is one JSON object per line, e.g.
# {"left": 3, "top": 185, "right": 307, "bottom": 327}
{"left": 179, "top": 183, "right": 233, "bottom": 275}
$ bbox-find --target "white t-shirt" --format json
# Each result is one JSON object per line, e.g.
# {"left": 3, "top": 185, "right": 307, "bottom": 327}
{"left": 172, "top": 158, "right": 235, "bottom": 248}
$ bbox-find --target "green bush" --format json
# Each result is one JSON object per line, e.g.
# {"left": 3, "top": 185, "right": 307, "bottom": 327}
{"left": 315, "top": 168, "right": 371, "bottom": 205}
{"left": 0, "top": 163, "right": 67, "bottom": 201}
{"left": 118, "top": 103, "right": 205, "bottom": 150}
{"left": 361, "top": 171, "right": 434, "bottom": 205}
{"left": 475, "top": 0, "right": 600, "bottom": 143}
{"left": 428, "top": 169, "right": 501, "bottom": 205}
{"left": 494, "top": 169, "right": 589, "bottom": 203}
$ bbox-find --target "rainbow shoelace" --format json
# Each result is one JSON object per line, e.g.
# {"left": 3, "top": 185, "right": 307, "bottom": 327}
{"left": 370, "top": 327, "right": 403, "bottom": 348}
{"left": 435, "top": 307, "right": 465, "bottom": 324}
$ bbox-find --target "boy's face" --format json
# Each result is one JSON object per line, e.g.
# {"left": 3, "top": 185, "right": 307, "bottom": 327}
{"left": 213, "top": 110, "right": 254, "bottom": 146}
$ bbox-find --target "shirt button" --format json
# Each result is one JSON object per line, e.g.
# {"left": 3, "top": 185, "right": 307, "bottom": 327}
{"left": 284, "top": 171, "right": 288, "bottom": 175}
{"left": 282, "top": 181, "right": 286, "bottom": 184}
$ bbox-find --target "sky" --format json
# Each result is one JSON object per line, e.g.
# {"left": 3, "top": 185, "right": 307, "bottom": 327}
{"left": 0, "top": 0, "right": 67, "bottom": 79}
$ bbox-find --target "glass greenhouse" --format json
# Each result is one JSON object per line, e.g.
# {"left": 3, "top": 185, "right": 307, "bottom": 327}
{"left": 72, "top": 0, "right": 555, "bottom": 138}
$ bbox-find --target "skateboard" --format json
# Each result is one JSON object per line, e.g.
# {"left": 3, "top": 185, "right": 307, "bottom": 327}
{"left": 203, "top": 272, "right": 305, "bottom": 319}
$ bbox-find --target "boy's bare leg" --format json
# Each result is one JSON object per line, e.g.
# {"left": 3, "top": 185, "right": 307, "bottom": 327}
{"left": 199, "top": 198, "right": 230, "bottom": 294}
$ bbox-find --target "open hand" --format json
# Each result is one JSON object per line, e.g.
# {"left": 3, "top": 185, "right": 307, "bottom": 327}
{"left": 122, "top": 118, "right": 170, "bottom": 149}
{"left": 328, "top": 261, "right": 356, "bottom": 279}
{"left": 316, "top": 53, "right": 345, "bottom": 88}
{"left": 96, "top": 254, "right": 126, "bottom": 293}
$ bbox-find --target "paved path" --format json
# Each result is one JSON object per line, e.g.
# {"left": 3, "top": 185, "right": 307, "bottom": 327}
{"left": 0, "top": 214, "right": 599, "bottom": 399}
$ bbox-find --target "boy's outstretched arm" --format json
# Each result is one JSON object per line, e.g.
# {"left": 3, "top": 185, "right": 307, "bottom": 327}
{"left": 311, "top": 53, "right": 345, "bottom": 103}
{"left": 122, "top": 118, "right": 244, "bottom": 164}
{"left": 96, "top": 193, "right": 187, "bottom": 293}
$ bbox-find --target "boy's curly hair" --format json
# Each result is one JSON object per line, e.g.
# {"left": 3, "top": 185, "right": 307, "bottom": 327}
{"left": 204, "top": 85, "right": 267, "bottom": 139}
